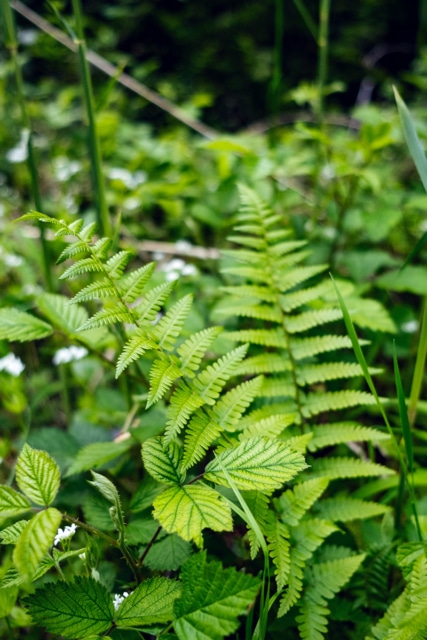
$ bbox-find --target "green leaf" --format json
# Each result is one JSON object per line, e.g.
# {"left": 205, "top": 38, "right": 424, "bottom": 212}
{"left": 394, "top": 87, "right": 427, "bottom": 193}
{"left": 315, "top": 497, "right": 390, "bottom": 522}
{"left": 0, "top": 308, "right": 52, "bottom": 341}
{"left": 142, "top": 437, "right": 186, "bottom": 485}
{"left": 24, "top": 576, "right": 114, "bottom": 638}
{"left": 116, "top": 577, "right": 181, "bottom": 626}
{"left": 173, "top": 551, "right": 260, "bottom": 640}
{"left": 194, "top": 345, "right": 248, "bottom": 405}
{"left": 13, "top": 507, "right": 61, "bottom": 581}
{"left": 0, "top": 486, "right": 31, "bottom": 517}
{"left": 153, "top": 484, "right": 233, "bottom": 547}
{"left": 376, "top": 266, "right": 427, "bottom": 295}
{"left": 0, "top": 520, "right": 29, "bottom": 544}
{"left": 15, "top": 443, "right": 61, "bottom": 506}
{"left": 66, "top": 440, "right": 132, "bottom": 476}
{"left": 147, "top": 357, "right": 182, "bottom": 408}
{"left": 143, "top": 534, "right": 192, "bottom": 571}
{"left": 177, "top": 327, "right": 223, "bottom": 376}
{"left": 116, "top": 331, "right": 157, "bottom": 377}
{"left": 311, "top": 457, "right": 395, "bottom": 479}
{"left": 37, "top": 293, "right": 88, "bottom": 334}
{"left": 205, "top": 437, "right": 307, "bottom": 491}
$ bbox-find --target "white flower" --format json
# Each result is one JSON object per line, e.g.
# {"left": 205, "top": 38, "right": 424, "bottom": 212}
{"left": 0, "top": 353, "right": 25, "bottom": 376}
{"left": 6, "top": 129, "right": 29, "bottom": 163}
{"left": 53, "top": 346, "right": 88, "bottom": 365}
{"left": 79, "top": 552, "right": 86, "bottom": 561}
{"left": 161, "top": 258, "right": 198, "bottom": 282}
{"left": 401, "top": 320, "right": 419, "bottom": 334}
{"left": 54, "top": 524, "right": 78, "bottom": 546}
{"left": 113, "top": 591, "right": 130, "bottom": 611}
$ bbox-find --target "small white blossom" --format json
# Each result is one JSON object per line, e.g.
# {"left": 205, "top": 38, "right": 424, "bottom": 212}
{"left": 109, "top": 168, "right": 146, "bottom": 189}
{"left": 6, "top": 129, "right": 29, "bottom": 163}
{"left": 401, "top": 320, "right": 419, "bottom": 334}
{"left": 0, "top": 353, "right": 25, "bottom": 376}
{"left": 79, "top": 552, "right": 86, "bottom": 561}
{"left": 161, "top": 258, "right": 197, "bottom": 282}
{"left": 113, "top": 591, "right": 130, "bottom": 611}
{"left": 54, "top": 524, "right": 78, "bottom": 546}
{"left": 175, "top": 239, "right": 192, "bottom": 252}
{"left": 53, "top": 346, "right": 88, "bottom": 366}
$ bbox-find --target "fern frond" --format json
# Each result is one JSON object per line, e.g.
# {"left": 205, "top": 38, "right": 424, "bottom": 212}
{"left": 291, "top": 335, "right": 359, "bottom": 360}
{"left": 311, "top": 457, "right": 395, "bottom": 479}
{"left": 238, "top": 404, "right": 297, "bottom": 430}
{"left": 243, "top": 490, "right": 270, "bottom": 558}
{"left": 105, "top": 250, "right": 134, "bottom": 279}
{"left": 215, "top": 301, "right": 282, "bottom": 323}
{"left": 220, "top": 284, "right": 277, "bottom": 303}
{"left": 275, "top": 478, "right": 330, "bottom": 527}
{"left": 56, "top": 240, "right": 90, "bottom": 264}
{"left": 280, "top": 281, "right": 334, "bottom": 313}
{"left": 308, "top": 422, "right": 390, "bottom": 451}
{"left": 235, "top": 353, "right": 291, "bottom": 376}
{"left": 297, "top": 554, "right": 366, "bottom": 640}
{"left": 194, "top": 344, "right": 248, "bottom": 405}
{"left": 181, "top": 411, "right": 222, "bottom": 471}
{"left": 278, "top": 519, "right": 337, "bottom": 617}
{"left": 265, "top": 512, "right": 291, "bottom": 590}
{"left": 116, "top": 331, "right": 157, "bottom": 377}
{"left": 146, "top": 357, "right": 182, "bottom": 408}
{"left": 177, "top": 327, "right": 223, "bottom": 377}
{"left": 211, "top": 376, "right": 263, "bottom": 431}
{"left": 315, "top": 497, "right": 391, "bottom": 522}
{"left": 134, "top": 282, "right": 175, "bottom": 324}
{"left": 301, "top": 390, "right": 375, "bottom": 417}
{"left": 59, "top": 257, "right": 104, "bottom": 280}
{"left": 78, "top": 303, "right": 132, "bottom": 330}
{"left": 119, "top": 263, "right": 156, "bottom": 303}
{"left": 225, "top": 329, "right": 287, "bottom": 348}
{"left": 260, "top": 376, "right": 295, "bottom": 398}
{"left": 297, "top": 362, "right": 367, "bottom": 385}
{"left": 222, "top": 265, "right": 273, "bottom": 283}
{"left": 79, "top": 221, "right": 97, "bottom": 242}
{"left": 274, "top": 265, "right": 327, "bottom": 294}
{"left": 239, "top": 414, "right": 295, "bottom": 439}
{"left": 164, "top": 385, "right": 205, "bottom": 443}
{"left": 69, "top": 278, "right": 117, "bottom": 304}
{"left": 152, "top": 295, "right": 193, "bottom": 351}
{"left": 91, "top": 237, "right": 113, "bottom": 260}
{"left": 284, "top": 309, "right": 343, "bottom": 333}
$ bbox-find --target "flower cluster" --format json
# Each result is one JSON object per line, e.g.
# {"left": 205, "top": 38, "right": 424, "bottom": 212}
{"left": 113, "top": 591, "right": 130, "bottom": 611}
{"left": 54, "top": 523, "right": 78, "bottom": 546}
{"left": 0, "top": 353, "right": 25, "bottom": 376}
{"left": 53, "top": 346, "right": 88, "bottom": 366}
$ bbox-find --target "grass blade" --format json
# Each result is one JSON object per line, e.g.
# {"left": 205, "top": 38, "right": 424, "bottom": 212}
{"left": 392, "top": 344, "right": 413, "bottom": 474}
{"left": 393, "top": 86, "right": 427, "bottom": 193}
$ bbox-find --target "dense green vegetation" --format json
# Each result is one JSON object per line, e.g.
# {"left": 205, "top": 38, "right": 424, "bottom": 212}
{"left": 1, "top": 1, "right": 427, "bottom": 639}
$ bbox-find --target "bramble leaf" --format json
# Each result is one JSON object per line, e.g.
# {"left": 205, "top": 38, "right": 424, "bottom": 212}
{"left": 24, "top": 576, "right": 114, "bottom": 638}
{"left": 205, "top": 437, "right": 307, "bottom": 491}
{"left": 173, "top": 551, "right": 260, "bottom": 640}
{"left": 153, "top": 484, "right": 233, "bottom": 546}
{"left": 142, "top": 437, "right": 186, "bottom": 485}
{"left": 0, "top": 486, "right": 31, "bottom": 517}
{"left": 116, "top": 577, "right": 181, "bottom": 626}
{"left": 13, "top": 507, "right": 61, "bottom": 581}
{"left": 15, "top": 443, "right": 61, "bottom": 506}
{"left": 0, "top": 308, "right": 52, "bottom": 342}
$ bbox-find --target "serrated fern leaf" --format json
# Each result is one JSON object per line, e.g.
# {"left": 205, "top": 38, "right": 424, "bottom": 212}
{"left": 164, "top": 385, "right": 205, "bottom": 443}
{"left": 301, "top": 390, "right": 375, "bottom": 418}
{"left": 226, "top": 329, "right": 287, "bottom": 348}
{"left": 297, "top": 362, "right": 367, "bottom": 385}
{"left": 211, "top": 376, "right": 263, "bottom": 431}
{"left": 181, "top": 411, "right": 222, "bottom": 471}
{"left": 260, "top": 376, "right": 295, "bottom": 398}
{"left": 152, "top": 294, "right": 193, "bottom": 351}
{"left": 70, "top": 278, "right": 117, "bottom": 304}
{"left": 0, "top": 308, "right": 52, "bottom": 342}
{"left": 119, "top": 262, "right": 156, "bottom": 302}
{"left": 56, "top": 240, "right": 90, "bottom": 264}
{"left": 194, "top": 344, "right": 248, "bottom": 405}
{"left": 177, "top": 326, "right": 223, "bottom": 376}
{"left": 311, "top": 457, "right": 395, "bottom": 479}
{"left": 135, "top": 282, "right": 175, "bottom": 323}
{"left": 308, "top": 423, "right": 390, "bottom": 451}
{"left": 216, "top": 301, "right": 282, "bottom": 322}
{"left": 78, "top": 303, "right": 132, "bottom": 330}
{"left": 79, "top": 221, "right": 97, "bottom": 242}
{"left": 284, "top": 308, "right": 343, "bottom": 333}
{"left": 234, "top": 353, "right": 291, "bottom": 376}
{"left": 297, "top": 554, "right": 366, "bottom": 640}
{"left": 105, "top": 250, "right": 134, "bottom": 278}
{"left": 243, "top": 490, "right": 270, "bottom": 558}
{"left": 291, "top": 335, "right": 356, "bottom": 359}
{"left": 59, "top": 257, "right": 104, "bottom": 280}
{"left": 239, "top": 414, "right": 295, "bottom": 439}
{"left": 275, "top": 478, "right": 329, "bottom": 527}
{"left": 116, "top": 331, "right": 157, "bottom": 377}
{"left": 91, "top": 236, "right": 112, "bottom": 259}
{"left": 265, "top": 512, "right": 291, "bottom": 590}
{"left": 315, "top": 497, "right": 391, "bottom": 522}
{"left": 220, "top": 284, "right": 277, "bottom": 303}
{"left": 274, "top": 264, "right": 328, "bottom": 294}
{"left": 147, "top": 357, "right": 182, "bottom": 408}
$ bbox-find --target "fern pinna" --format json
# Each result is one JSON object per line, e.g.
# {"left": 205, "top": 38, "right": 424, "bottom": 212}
{"left": 214, "top": 186, "right": 397, "bottom": 637}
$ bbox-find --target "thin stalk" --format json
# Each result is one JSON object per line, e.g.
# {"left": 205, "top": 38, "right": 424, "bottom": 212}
{"left": 71, "top": 0, "right": 110, "bottom": 236}
{"left": 292, "top": 0, "right": 318, "bottom": 40}
{"left": 1, "top": 0, "right": 52, "bottom": 291}
{"left": 316, "top": 0, "right": 331, "bottom": 122}
{"left": 408, "top": 297, "right": 427, "bottom": 427}
{"left": 268, "top": 0, "right": 284, "bottom": 115}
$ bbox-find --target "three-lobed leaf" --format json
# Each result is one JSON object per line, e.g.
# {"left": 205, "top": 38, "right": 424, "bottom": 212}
{"left": 15, "top": 443, "right": 61, "bottom": 506}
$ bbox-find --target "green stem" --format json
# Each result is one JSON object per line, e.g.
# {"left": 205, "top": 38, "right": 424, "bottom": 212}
{"left": 316, "top": 0, "right": 331, "bottom": 123}
{"left": 408, "top": 297, "right": 427, "bottom": 428}
{"left": 1, "top": 0, "right": 52, "bottom": 291}
{"left": 71, "top": 0, "right": 110, "bottom": 236}
{"left": 268, "top": 0, "right": 284, "bottom": 114}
